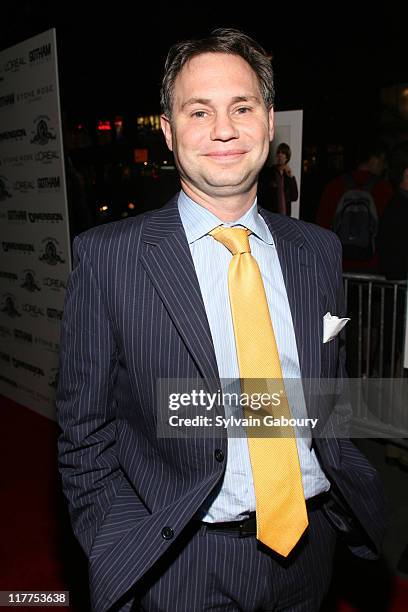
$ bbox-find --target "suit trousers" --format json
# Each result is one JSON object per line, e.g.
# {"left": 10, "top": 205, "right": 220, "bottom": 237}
{"left": 130, "top": 503, "right": 337, "bottom": 612}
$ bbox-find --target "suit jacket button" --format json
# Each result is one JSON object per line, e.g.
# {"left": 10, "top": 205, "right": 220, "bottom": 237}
{"left": 161, "top": 526, "right": 174, "bottom": 540}
{"left": 214, "top": 449, "right": 224, "bottom": 462}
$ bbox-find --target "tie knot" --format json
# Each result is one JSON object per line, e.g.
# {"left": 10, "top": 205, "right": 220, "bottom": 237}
{"left": 209, "top": 226, "right": 251, "bottom": 255}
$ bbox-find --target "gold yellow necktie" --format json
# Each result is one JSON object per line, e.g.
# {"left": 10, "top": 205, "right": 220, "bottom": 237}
{"left": 210, "top": 225, "right": 308, "bottom": 557}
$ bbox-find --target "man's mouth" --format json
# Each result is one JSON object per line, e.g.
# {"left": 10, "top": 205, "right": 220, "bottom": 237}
{"left": 204, "top": 150, "right": 247, "bottom": 161}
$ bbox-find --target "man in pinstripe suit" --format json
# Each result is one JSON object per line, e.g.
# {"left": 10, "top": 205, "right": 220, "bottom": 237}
{"left": 57, "top": 29, "right": 387, "bottom": 612}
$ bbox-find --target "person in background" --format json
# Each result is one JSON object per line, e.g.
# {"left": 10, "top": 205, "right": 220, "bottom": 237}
{"left": 316, "top": 142, "right": 393, "bottom": 271}
{"left": 378, "top": 148, "right": 408, "bottom": 280}
{"left": 258, "top": 142, "right": 298, "bottom": 215}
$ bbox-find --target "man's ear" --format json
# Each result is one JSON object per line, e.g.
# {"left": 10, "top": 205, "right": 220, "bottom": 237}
{"left": 160, "top": 115, "right": 173, "bottom": 151}
{"left": 268, "top": 107, "right": 274, "bottom": 142}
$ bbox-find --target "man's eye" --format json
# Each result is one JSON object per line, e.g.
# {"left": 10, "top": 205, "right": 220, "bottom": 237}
{"left": 192, "top": 111, "right": 207, "bottom": 118}
{"left": 235, "top": 107, "right": 251, "bottom": 114}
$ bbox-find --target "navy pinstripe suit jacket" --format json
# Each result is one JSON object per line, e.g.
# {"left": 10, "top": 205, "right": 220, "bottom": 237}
{"left": 57, "top": 194, "right": 387, "bottom": 611}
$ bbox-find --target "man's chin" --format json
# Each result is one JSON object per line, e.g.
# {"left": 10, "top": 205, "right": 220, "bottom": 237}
{"left": 202, "top": 172, "right": 257, "bottom": 191}
{"left": 180, "top": 172, "right": 258, "bottom": 200}
{"left": 210, "top": 175, "right": 259, "bottom": 192}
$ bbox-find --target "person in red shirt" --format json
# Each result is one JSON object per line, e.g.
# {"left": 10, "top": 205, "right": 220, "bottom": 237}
{"left": 316, "top": 143, "right": 393, "bottom": 271}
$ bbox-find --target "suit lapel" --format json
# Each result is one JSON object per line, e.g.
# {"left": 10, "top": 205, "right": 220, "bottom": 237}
{"left": 140, "top": 200, "right": 322, "bottom": 382}
{"left": 140, "top": 198, "right": 220, "bottom": 382}
{"left": 259, "top": 209, "right": 322, "bottom": 380}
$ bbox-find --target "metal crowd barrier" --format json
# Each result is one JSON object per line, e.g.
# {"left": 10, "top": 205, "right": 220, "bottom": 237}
{"left": 342, "top": 273, "right": 408, "bottom": 443}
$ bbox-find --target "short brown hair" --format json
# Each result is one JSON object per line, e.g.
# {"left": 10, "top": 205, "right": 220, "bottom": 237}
{"left": 277, "top": 142, "right": 292, "bottom": 162}
{"left": 160, "top": 27, "right": 274, "bottom": 119}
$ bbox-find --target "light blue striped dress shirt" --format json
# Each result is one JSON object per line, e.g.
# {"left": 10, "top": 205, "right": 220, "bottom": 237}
{"left": 178, "top": 191, "right": 330, "bottom": 522}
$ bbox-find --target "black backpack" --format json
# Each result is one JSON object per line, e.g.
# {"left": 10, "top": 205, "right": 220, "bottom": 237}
{"left": 333, "top": 174, "right": 379, "bottom": 260}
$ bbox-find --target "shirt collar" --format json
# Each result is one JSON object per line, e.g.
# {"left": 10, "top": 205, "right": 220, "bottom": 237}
{"left": 178, "top": 190, "right": 274, "bottom": 246}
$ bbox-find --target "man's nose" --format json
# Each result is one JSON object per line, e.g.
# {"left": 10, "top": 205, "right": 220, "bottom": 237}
{"left": 210, "top": 112, "right": 239, "bottom": 141}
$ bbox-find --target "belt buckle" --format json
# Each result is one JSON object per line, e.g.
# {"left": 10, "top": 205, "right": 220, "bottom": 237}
{"left": 239, "top": 516, "right": 256, "bottom": 536}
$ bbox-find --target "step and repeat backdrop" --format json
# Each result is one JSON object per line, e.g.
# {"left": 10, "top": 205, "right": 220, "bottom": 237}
{"left": 0, "top": 29, "right": 71, "bottom": 420}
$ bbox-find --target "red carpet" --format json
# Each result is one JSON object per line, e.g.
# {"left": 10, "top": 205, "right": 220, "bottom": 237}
{"left": 335, "top": 577, "right": 408, "bottom": 611}
{"left": 0, "top": 394, "right": 407, "bottom": 611}
{"left": 332, "top": 576, "right": 408, "bottom": 612}
{"left": 0, "top": 396, "right": 89, "bottom": 611}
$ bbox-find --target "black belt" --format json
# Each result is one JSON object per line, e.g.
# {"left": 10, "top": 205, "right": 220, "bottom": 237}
{"left": 199, "top": 492, "right": 329, "bottom": 537}
{"left": 200, "top": 511, "right": 257, "bottom": 536}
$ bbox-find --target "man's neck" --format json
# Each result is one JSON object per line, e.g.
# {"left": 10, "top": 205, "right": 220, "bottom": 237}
{"left": 180, "top": 183, "right": 256, "bottom": 222}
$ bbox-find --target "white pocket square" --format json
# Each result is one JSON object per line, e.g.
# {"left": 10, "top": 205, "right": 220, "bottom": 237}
{"left": 323, "top": 312, "right": 350, "bottom": 343}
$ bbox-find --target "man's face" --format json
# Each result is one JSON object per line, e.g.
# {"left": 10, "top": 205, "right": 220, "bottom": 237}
{"left": 161, "top": 52, "right": 274, "bottom": 201}
{"left": 372, "top": 153, "right": 386, "bottom": 176}
{"left": 276, "top": 150, "right": 288, "bottom": 167}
